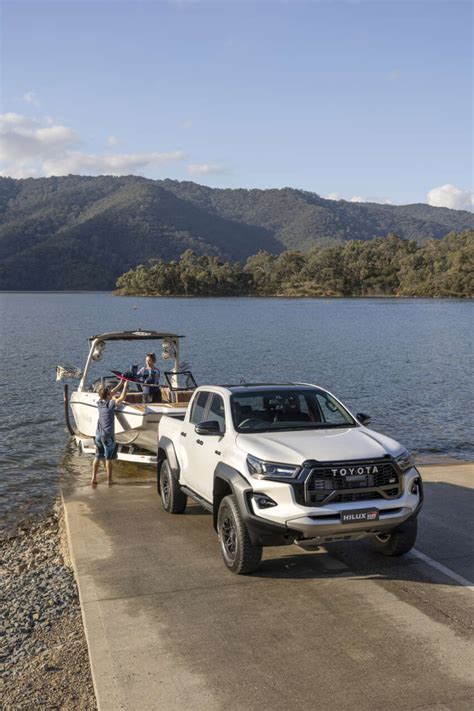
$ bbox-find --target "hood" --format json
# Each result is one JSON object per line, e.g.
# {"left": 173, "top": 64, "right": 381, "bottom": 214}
{"left": 236, "top": 427, "right": 403, "bottom": 465}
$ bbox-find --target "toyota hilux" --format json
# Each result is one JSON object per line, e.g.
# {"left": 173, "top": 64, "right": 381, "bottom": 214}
{"left": 157, "top": 383, "right": 423, "bottom": 574}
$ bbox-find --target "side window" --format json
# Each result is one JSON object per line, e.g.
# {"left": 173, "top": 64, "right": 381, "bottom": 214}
{"left": 190, "top": 391, "right": 210, "bottom": 425}
{"left": 207, "top": 394, "right": 226, "bottom": 433}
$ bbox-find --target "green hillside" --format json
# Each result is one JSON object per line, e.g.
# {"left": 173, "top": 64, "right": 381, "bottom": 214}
{"left": 116, "top": 232, "right": 474, "bottom": 299}
{"left": 0, "top": 175, "right": 472, "bottom": 290}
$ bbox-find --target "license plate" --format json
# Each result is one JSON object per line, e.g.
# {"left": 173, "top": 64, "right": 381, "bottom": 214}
{"left": 341, "top": 508, "right": 379, "bottom": 524}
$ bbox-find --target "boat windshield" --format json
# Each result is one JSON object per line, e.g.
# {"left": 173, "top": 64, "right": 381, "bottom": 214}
{"left": 231, "top": 389, "right": 356, "bottom": 432}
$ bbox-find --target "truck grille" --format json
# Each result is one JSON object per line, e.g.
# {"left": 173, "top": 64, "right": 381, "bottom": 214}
{"left": 305, "top": 460, "right": 401, "bottom": 506}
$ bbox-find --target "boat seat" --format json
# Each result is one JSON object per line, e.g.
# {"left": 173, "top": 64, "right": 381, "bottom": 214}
{"left": 175, "top": 391, "right": 194, "bottom": 404}
{"left": 124, "top": 393, "right": 144, "bottom": 404}
{"left": 161, "top": 388, "right": 194, "bottom": 405}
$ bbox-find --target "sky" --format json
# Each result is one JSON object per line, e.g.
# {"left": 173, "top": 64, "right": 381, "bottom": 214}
{"left": 1, "top": 0, "right": 473, "bottom": 209}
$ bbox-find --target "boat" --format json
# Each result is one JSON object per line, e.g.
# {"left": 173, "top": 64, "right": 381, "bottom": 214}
{"left": 57, "top": 329, "right": 197, "bottom": 463}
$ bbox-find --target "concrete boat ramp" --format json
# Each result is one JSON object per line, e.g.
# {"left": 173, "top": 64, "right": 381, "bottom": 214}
{"left": 62, "top": 463, "right": 474, "bottom": 711}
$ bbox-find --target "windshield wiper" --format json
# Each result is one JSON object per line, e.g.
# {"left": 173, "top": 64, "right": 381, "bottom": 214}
{"left": 238, "top": 422, "right": 356, "bottom": 433}
{"left": 275, "top": 423, "right": 356, "bottom": 430}
{"left": 315, "top": 423, "right": 357, "bottom": 428}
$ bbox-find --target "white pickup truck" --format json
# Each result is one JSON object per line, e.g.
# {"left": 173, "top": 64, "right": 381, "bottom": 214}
{"left": 157, "top": 383, "right": 423, "bottom": 574}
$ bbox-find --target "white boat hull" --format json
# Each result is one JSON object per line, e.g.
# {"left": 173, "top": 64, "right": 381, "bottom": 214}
{"left": 69, "top": 391, "right": 186, "bottom": 454}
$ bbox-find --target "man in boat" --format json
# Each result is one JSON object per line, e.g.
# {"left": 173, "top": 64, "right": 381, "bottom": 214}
{"left": 91, "top": 380, "right": 128, "bottom": 486}
{"left": 137, "top": 352, "right": 162, "bottom": 403}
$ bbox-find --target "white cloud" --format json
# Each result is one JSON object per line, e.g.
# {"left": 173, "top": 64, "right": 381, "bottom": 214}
{"left": 0, "top": 113, "right": 37, "bottom": 129}
{"left": 427, "top": 184, "right": 473, "bottom": 212}
{"left": 0, "top": 112, "right": 186, "bottom": 177}
{"left": 42, "top": 150, "right": 186, "bottom": 176}
{"left": 0, "top": 114, "right": 79, "bottom": 171}
{"left": 350, "top": 195, "right": 393, "bottom": 204}
{"left": 23, "top": 91, "right": 40, "bottom": 107}
{"left": 107, "top": 135, "right": 120, "bottom": 146}
{"left": 325, "top": 191, "right": 393, "bottom": 205}
{"left": 187, "top": 163, "right": 225, "bottom": 176}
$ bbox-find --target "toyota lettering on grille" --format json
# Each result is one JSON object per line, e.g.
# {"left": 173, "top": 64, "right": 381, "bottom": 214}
{"left": 331, "top": 465, "right": 379, "bottom": 477}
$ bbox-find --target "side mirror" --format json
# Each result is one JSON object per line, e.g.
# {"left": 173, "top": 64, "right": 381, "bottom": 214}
{"left": 195, "top": 420, "right": 222, "bottom": 436}
{"left": 357, "top": 412, "right": 371, "bottom": 426}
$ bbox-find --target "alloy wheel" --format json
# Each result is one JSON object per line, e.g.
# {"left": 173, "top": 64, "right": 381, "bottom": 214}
{"left": 221, "top": 514, "right": 237, "bottom": 560}
{"left": 161, "top": 472, "right": 170, "bottom": 506}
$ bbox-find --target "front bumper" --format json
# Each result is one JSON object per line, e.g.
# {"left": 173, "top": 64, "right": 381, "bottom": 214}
{"left": 286, "top": 504, "right": 416, "bottom": 541}
{"left": 244, "top": 468, "right": 423, "bottom": 546}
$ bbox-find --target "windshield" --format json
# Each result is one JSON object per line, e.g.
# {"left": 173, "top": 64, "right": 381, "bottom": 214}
{"left": 231, "top": 389, "right": 356, "bottom": 432}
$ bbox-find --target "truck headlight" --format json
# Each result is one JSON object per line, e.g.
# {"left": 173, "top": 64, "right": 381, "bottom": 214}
{"left": 395, "top": 449, "right": 415, "bottom": 471}
{"left": 247, "top": 454, "right": 300, "bottom": 480}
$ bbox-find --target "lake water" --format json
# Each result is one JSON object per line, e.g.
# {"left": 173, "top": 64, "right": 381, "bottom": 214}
{"left": 0, "top": 293, "right": 472, "bottom": 532}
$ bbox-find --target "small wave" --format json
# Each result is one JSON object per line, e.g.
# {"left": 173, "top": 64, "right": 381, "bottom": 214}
{"left": 0, "top": 417, "right": 59, "bottom": 433}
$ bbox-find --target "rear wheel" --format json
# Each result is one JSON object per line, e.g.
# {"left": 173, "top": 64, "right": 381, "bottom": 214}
{"left": 159, "top": 459, "right": 187, "bottom": 514}
{"left": 217, "top": 495, "right": 262, "bottom": 574}
{"left": 372, "top": 517, "right": 417, "bottom": 556}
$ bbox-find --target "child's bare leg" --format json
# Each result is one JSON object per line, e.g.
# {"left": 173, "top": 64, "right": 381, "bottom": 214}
{"left": 91, "top": 458, "right": 100, "bottom": 485}
{"left": 106, "top": 459, "right": 113, "bottom": 485}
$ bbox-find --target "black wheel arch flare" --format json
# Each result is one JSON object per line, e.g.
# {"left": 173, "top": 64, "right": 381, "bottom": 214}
{"left": 213, "top": 462, "right": 293, "bottom": 547}
{"left": 157, "top": 436, "right": 181, "bottom": 489}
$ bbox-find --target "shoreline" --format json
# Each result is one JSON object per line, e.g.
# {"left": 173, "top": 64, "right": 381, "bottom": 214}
{"left": 2, "top": 501, "right": 96, "bottom": 709}
{"left": 1, "top": 291, "right": 473, "bottom": 300}
{"left": 114, "top": 292, "right": 474, "bottom": 300}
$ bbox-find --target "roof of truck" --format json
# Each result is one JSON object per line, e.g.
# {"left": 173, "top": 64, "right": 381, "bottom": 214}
{"left": 222, "top": 383, "right": 319, "bottom": 393}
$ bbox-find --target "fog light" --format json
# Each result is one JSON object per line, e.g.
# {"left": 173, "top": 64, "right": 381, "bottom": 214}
{"left": 410, "top": 478, "right": 420, "bottom": 495}
{"left": 254, "top": 494, "right": 277, "bottom": 509}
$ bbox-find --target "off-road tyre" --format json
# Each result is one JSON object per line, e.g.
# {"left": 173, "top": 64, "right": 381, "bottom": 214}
{"left": 372, "top": 517, "right": 418, "bottom": 556}
{"left": 217, "top": 495, "right": 262, "bottom": 574}
{"left": 159, "top": 459, "right": 187, "bottom": 514}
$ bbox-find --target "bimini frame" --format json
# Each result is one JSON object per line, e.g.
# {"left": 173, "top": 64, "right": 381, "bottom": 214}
{"left": 78, "top": 329, "right": 184, "bottom": 392}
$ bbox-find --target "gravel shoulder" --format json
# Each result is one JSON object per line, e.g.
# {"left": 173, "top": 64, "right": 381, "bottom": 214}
{"left": 2, "top": 501, "right": 96, "bottom": 710}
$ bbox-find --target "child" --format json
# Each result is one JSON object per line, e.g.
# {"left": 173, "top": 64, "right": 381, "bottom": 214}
{"left": 91, "top": 379, "right": 128, "bottom": 486}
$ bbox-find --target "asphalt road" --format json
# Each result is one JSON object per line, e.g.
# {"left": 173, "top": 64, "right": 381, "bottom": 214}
{"left": 63, "top": 463, "right": 474, "bottom": 711}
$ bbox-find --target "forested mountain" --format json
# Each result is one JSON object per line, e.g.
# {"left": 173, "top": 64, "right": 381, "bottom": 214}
{"left": 0, "top": 175, "right": 472, "bottom": 290}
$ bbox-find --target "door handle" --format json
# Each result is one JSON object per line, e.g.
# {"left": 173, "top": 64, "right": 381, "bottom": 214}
{"left": 180, "top": 432, "right": 187, "bottom": 437}
{"left": 196, "top": 439, "right": 203, "bottom": 445}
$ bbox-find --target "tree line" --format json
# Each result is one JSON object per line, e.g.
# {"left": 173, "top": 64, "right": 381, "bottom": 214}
{"left": 115, "top": 231, "right": 473, "bottom": 298}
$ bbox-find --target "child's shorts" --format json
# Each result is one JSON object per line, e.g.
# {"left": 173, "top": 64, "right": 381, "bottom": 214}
{"left": 94, "top": 435, "right": 118, "bottom": 460}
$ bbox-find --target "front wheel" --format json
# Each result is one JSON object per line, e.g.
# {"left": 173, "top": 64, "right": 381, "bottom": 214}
{"left": 159, "top": 459, "right": 187, "bottom": 514}
{"left": 371, "top": 517, "right": 418, "bottom": 556}
{"left": 217, "top": 495, "right": 262, "bottom": 574}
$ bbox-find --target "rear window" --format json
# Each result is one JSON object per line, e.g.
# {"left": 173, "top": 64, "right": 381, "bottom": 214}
{"left": 230, "top": 389, "right": 355, "bottom": 432}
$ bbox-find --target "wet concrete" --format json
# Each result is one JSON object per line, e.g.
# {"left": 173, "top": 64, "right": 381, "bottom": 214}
{"left": 63, "top": 463, "right": 474, "bottom": 710}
